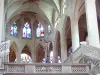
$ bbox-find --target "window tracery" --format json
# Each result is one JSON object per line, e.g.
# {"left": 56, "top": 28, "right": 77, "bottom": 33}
{"left": 22, "top": 22, "right": 31, "bottom": 38}
{"left": 21, "top": 53, "right": 32, "bottom": 63}
{"left": 10, "top": 22, "right": 17, "bottom": 36}
{"left": 36, "top": 23, "right": 44, "bottom": 37}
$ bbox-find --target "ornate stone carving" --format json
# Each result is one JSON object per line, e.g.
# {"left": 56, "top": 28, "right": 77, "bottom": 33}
{"left": 71, "top": 66, "right": 87, "bottom": 73}
{"left": 35, "top": 65, "right": 62, "bottom": 73}
{"left": 7, "top": 65, "right": 25, "bottom": 73}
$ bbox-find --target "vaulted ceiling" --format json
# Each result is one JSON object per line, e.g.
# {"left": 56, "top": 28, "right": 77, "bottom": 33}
{"left": 5, "top": 0, "right": 61, "bottom": 25}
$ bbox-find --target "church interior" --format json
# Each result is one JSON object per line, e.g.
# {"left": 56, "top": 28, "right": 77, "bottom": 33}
{"left": 0, "top": 0, "right": 100, "bottom": 75}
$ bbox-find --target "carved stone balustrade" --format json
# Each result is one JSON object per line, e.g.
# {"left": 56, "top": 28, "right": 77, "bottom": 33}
{"left": 4, "top": 63, "right": 90, "bottom": 75}
{"left": 0, "top": 40, "right": 10, "bottom": 56}
{"left": 64, "top": 45, "right": 100, "bottom": 63}
{"left": 0, "top": 40, "right": 10, "bottom": 69}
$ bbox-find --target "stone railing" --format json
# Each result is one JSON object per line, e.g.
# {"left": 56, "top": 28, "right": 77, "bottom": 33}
{"left": 64, "top": 46, "right": 82, "bottom": 63}
{"left": 4, "top": 63, "right": 90, "bottom": 74}
{"left": 0, "top": 40, "right": 10, "bottom": 69}
{"left": 82, "top": 56, "right": 100, "bottom": 75}
{"left": 81, "top": 45, "right": 100, "bottom": 59}
{"left": 0, "top": 40, "right": 10, "bottom": 56}
{"left": 64, "top": 45, "right": 100, "bottom": 63}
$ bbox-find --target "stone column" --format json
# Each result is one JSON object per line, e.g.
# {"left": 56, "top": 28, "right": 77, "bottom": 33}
{"left": 44, "top": 49, "right": 47, "bottom": 61}
{"left": 60, "top": 16, "right": 67, "bottom": 62}
{"left": 0, "top": 0, "right": 4, "bottom": 42}
{"left": 32, "top": 50, "right": 36, "bottom": 63}
{"left": 71, "top": 20, "right": 80, "bottom": 52}
{"left": 52, "top": 41, "right": 58, "bottom": 63}
{"left": 4, "top": 55, "right": 9, "bottom": 63}
{"left": 85, "top": 0, "right": 100, "bottom": 48}
{"left": 44, "top": 43, "right": 48, "bottom": 62}
{"left": 16, "top": 52, "right": 21, "bottom": 63}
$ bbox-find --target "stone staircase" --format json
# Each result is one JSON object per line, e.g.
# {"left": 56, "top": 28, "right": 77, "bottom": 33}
{"left": 64, "top": 45, "right": 100, "bottom": 75}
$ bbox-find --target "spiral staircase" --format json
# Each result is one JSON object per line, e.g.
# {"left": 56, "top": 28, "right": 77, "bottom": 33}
{"left": 0, "top": 41, "right": 100, "bottom": 75}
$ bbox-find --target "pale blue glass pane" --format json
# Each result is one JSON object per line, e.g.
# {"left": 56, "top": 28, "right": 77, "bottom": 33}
{"left": 10, "top": 22, "right": 18, "bottom": 37}
{"left": 13, "top": 26, "right": 17, "bottom": 36}
{"left": 23, "top": 23, "right": 31, "bottom": 38}
{"left": 36, "top": 28, "right": 41, "bottom": 37}
{"left": 27, "top": 27, "right": 31, "bottom": 38}
{"left": 23, "top": 27, "right": 27, "bottom": 38}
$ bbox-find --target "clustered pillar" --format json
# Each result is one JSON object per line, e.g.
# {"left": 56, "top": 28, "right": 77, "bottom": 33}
{"left": 53, "top": 41, "right": 58, "bottom": 63}
{"left": 70, "top": 0, "right": 100, "bottom": 53}
{"left": 71, "top": 20, "right": 80, "bottom": 52}
{"left": 85, "top": 0, "right": 100, "bottom": 48}
{"left": 60, "top": 16, "right": 67, "bottom": 62}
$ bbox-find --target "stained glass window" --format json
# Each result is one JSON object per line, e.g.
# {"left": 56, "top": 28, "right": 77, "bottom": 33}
{"left": 22, "top": 22, "right": 31, "bottom": 38}
{"left": 36, "top": 23, "right": 44, "bottom": 37}
{"left": 10, "top": 22, "right": 17, "bottom": 36}
{"left": 21, "top": 53, "right": 32, "bottom": 63}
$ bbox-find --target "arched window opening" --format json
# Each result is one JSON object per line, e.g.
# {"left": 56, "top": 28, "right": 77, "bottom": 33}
{"left": 36, "top": 23, "right": 44, "bottom": 37}
{"left": 65, "top": 16, "right": 72, "bottom": 57}
{"left": 58, "top": 56, "right": 61, "bottom": 63}
{"left": 9, "top": 42, "right": 17, "bottom": 63}
{"left": 49, "top": 51, "right": 61, "bottom": 63}
{"left": 50, "top": 51, "right": 53, "bottom": 63}
{"left": 22, "top": 22, "right": 31, "bottom": 39}
{"left": 9, "top": 47, "right": 16, "bottom": 62}
{"left": 36, "top": 44, "right": 45, "bottom": 62}
{"left": 78, "top": 14, "right": 87, "bottom": 43}
{"left": 48, "top": 25, "right": 51, "bottom": 34}
{"left": 21, "top": 53, "right": 32, "bottom": 63}
{"left": 10, "top": 22, "right": 17, "bottom": 36}
{"left": 55, "top": 31, "right": 61, "bottom": 62}
{"left": 21, "top": 45, "right": 32, "bottom": 63}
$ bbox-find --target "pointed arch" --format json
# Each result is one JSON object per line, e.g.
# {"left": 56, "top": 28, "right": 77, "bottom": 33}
{"left": 64, "top": 16, "right": 72, "bottom": 56}
{"left": 9, "top": 41, "right": 18, "bottom": 62}
{"left": 36, "top": 22, "right": 44, "bottom": 37}
{"left": 36, "top": 44, "right": 44, "bottom": 62}
{"left": 7, "top": 2, "right": 50, "bottom": 24}
{"left": 21, "top": 45, "right": 31, "bottom": 57}
{"left": 21, "top": 45, "right": 32, "bottom": 63}
{"left": 22, "top": 22, "right": 32, "bottom": 39}
{"left": 55, "top": 30, "right": 61, "bottom": 57}
{"left": 10, "top": 22, "right": 18, "bottom": 36}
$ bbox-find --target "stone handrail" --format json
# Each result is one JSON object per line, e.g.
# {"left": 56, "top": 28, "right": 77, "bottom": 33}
{"left": 0, "top": 40, "right": 10, "bottom": 69}
{"left": 0, "top": 40, "right": 10, "bottom": 56}
{"left": 64, "top": 45, "right": 100, "bottom": 63}
{"left": 4, "top": 63, "right": 90, "bottom": 74}
{"left": 64, "top": 45, "right": 82, "bottom": 63}
{"left": 83, "top": 56, "right": 100, "bottom": 75}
